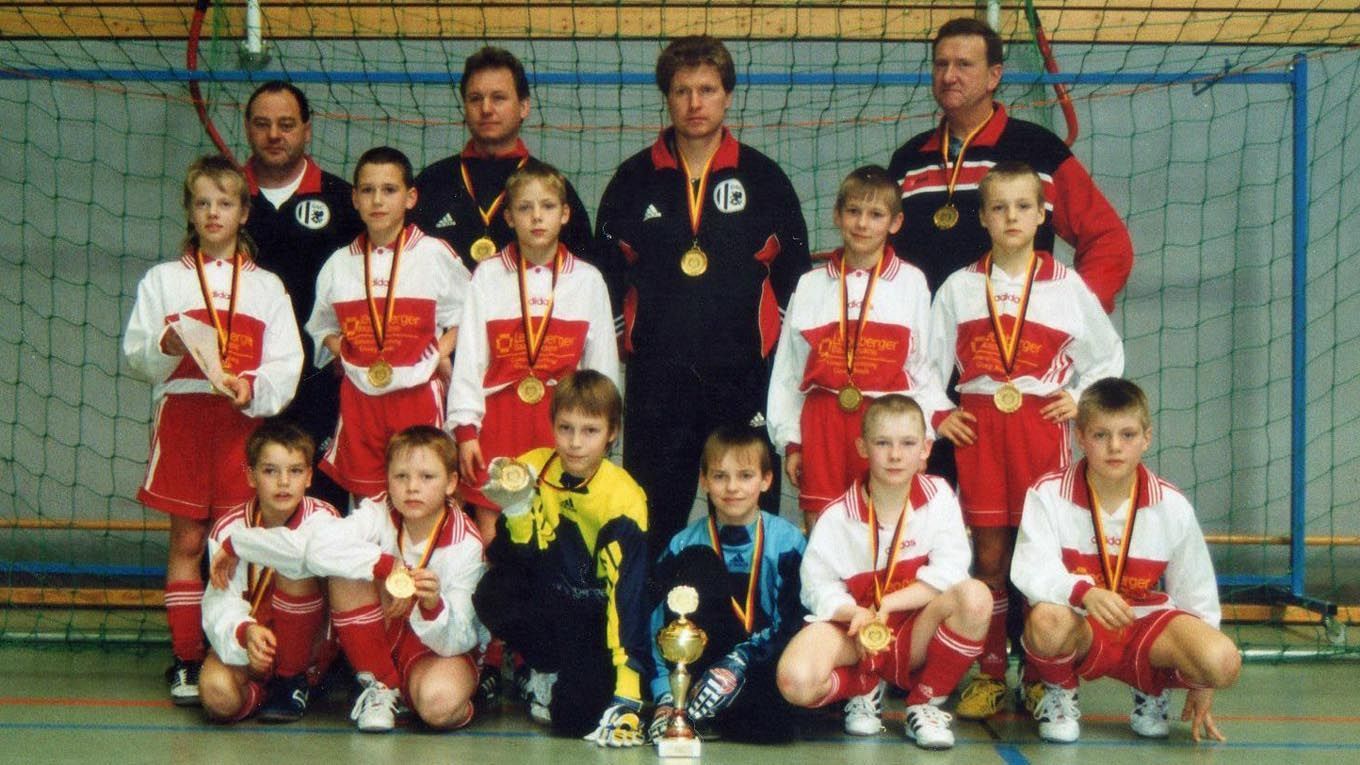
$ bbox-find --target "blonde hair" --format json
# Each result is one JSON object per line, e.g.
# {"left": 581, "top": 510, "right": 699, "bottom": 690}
{"left": 386, "top": 425, "right": 458, "bottom": 476}
{"left": 505, "top": 158, "right": 568, "bottom": 206}
{"left": 181, "top": 155, "right": 257, "bottom": 257}
{"left": 834, "top": 165, "right": 902, "bottom": 217}
{"left": 861, "top": 394, "right": 926, "bottom": 439}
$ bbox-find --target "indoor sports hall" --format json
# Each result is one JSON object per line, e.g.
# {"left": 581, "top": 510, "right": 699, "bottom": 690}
{"left": 1, "top": 2, "right": 1357, "bottom": 763}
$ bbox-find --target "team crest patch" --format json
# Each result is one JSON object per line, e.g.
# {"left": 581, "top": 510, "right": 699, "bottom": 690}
{"left": 712, "top": 179, "right": 746, "bottom": 213}
{"left": 295, "top": 199, "right": 331, "bottom": 230}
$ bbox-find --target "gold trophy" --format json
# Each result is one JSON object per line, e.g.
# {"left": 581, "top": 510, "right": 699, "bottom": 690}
{"left": 655, "top": 585, "right": 707, "bottom": 758}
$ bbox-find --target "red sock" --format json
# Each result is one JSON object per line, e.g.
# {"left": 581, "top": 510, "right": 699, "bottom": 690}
{"left": 977, "top": 587, "right": 1009, "bottom": 679}
{"left": 227, "top": 680, "right": 266, "bottom": 723}
{"left": 1021, "top": 637, "right": 1078, "bottom": 689}
{"left": 165, "top": 580, "right": 206, "bottom": 662}
{"left": 813, "top": 666, "right": 881, "bottom": 707}
{"left": 907, "top": 624, "right": 984, "bottom": 706}
{"left": 483, "top": 637, "right": 504, "bottom": 670}
{"left": 271, "top": 591, "right": 326, "bottom": 678}
{"left": 331, "top": 604, "right": 400, "bottom": 688}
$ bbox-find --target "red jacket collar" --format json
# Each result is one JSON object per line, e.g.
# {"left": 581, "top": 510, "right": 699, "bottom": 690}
{"left": 460, "top": 138, "right": 530, "bottom": 161}
{"left": 920, "top": 102, "right": 1008, "bottom": 153}
{"left": 1069, "top": 460, "right": 1154, "bottom": 513}
{"left": 649, "top": 127, "right": 741, "bottom": 172}
{"left": 244, "top": 155, "right": 323, "bottom": 197}
{"left": 969, "top": 250, "right": 1060, "bottom": 282}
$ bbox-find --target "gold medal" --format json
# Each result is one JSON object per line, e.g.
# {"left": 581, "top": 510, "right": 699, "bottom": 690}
{"left": 680, "top": 245, "right": 708, "bottom": 277}
{"left": 993, "top": 382, "right": 1022, "bottom": 413}
{"left": 470, "top": 236, "right": 497, "bottom": 262}
{"left": 858, "top": 619, "right": 892, "bottom": 654}
{"left": 385, "top": 566, "right": 416, "bottom": 599}
{"left": 933, "top": 203, "right": 959, "bottom": 230}
{"left": 837, "top": 384, "right": 863, "bottom": 413}
{"left": 516, "top": 375, "right": 546, "bottom": 404}
{"left": 494, "top": 459, "right": 531, "bottom": 493}
{"left": 367, "top": 358, "right": 394, "bottom": 389}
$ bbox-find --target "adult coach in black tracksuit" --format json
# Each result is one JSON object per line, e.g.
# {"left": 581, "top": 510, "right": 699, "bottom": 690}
{"left": 412, "top": 46, "right": 592, "bottom": 272}
{"left": 594, "top": 36, "right": 810, "bottom": 560}
{"left": 242, "top": 81, "right": 362, "bottom": 507}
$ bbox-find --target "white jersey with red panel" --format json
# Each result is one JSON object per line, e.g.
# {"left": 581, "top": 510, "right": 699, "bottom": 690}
{"left": 202, "top": 496, "right": 340, "bottom": 667}
{"left": 447, "top": 243, "right": 619, "bottom": 434}
{"left": 1011, "top": 461, "right": 1222, "bottom": 629}
{"left": 306, "top": 224, "right": 471, "bottom": 397}
{"left": 304, "top": 495, "right": 489, "bottom": 656}
{"left": 926, "top": 251, "right": 1123, "bottom": 413}
{"left": 800, "top": 474, "right": 971, "bottom": 623}
{"left": 123, "top": 252, "right": 303, "bottom": 419}
{"left": 767, "top": 249, "right": 949, "bottom": 450}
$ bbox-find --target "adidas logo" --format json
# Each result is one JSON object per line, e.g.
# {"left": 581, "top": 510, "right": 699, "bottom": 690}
{"left": 643, "top": 204, "right": 661, "bottom": 222}
{"left": 436, "top": 213, "right": 455, "bottom": 228}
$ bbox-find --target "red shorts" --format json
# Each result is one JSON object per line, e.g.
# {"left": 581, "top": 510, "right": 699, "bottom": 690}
{"left": 854, "top": 610, "right": 924, "bottom": 690}
{"left": 322, "top": 378, "right": 445, "bottom": 497}
{"left": 460, "top": 385, "right": 554, "bottom": 511}
{"left": 798, "top": 389, "right": 869, "bottom": 513}
{"left": 1077, "top": 609, "right": 1188, "bottom": 695}
{"left": 954, "top": 393, "right": 1070, "bottom": 528}
{"left": 386, "top": 620, "right": 479, "bottom": 709}
{"left": 137, "top": 394, "right": 256, "bottom": 520}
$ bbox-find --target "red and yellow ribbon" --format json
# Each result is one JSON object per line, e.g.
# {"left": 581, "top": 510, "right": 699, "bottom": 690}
{"left": 460, "top": 156, "right": 529, "bottom": 234}
{"left": 1085, "top": 473, "right": 1140, "bottom": 595}
{"left": 838, "top": 253, "right": 884, "bottom": 385}
{"left": 865, "top": 489, "right": 912, "bottom": 608}
{"left": 362, "top": 228, "right": 408, "bottom": 354}
{"left": 983, "top": 250, "right": 1040, "bottom": 378}
{"left": 706, "top": 514, "right": 765, "bottom": 634}
{"left": 517, "top": 244, "right": 563, "bottom": 375}
{"left": 193, "top": 248, "right": 242, "bottom": 367}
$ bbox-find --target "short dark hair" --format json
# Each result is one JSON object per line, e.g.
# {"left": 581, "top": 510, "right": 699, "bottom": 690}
{"left": 244, "top": 80, "right": 311, "bottom": 123}
{"left": 461, "top": 46, "right": 530, "bottom": 101}
{"left": 700, "top": 424, "right": 772, "bottom": 476}
{"left": 246, "top": 419, "right": 316, "bottom": 466}
{"left": 655, "top": 36, "right": 736, "bottom": 94}
{"left": 934, "top": 17, "right": 1004, "bottom": 68}
{"left": 551, "top": 369, "right": 622, "bottom": 436}
{"left": 978, "top": 160, "right": 1045, "bottom": 208}
{"left": 353, "top": 146, "right": 415, "bottom": 188}
{"left": 1077, "top": 378, "right": 1152, "bottom": 430}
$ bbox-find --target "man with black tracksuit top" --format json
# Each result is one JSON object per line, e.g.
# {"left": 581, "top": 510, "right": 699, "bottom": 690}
{"left": 412, "top": 46, "right": 592, "bottom": 272}
{"left": 594, "top": 36, "right": 811, "bottom": 560}
{"left": 242, "top": 81, "right": 362, "bottom": 508}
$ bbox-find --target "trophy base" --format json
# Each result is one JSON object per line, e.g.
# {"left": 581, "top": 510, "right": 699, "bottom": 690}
{"left": 657, "top": 736, "right": 702, "bottom": 759}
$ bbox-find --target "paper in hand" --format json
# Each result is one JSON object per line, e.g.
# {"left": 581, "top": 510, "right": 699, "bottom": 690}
{"left": 171, "top": 316, "right": 231, "bottom": 394}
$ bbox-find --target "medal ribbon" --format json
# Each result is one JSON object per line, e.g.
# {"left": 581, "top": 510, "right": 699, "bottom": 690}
{"left": 362, "top": 228, "right": 408, "bottom": 354}
{"left": 983, "top": 250, "right": 1039, "bottom": 378}
{"left": 244, "top": 502, "right": 275, "bottom": 617}
{"left": 1085, "top": 473, "right": 1140, "bottom": 595}
{"left": 706, "top": 514, "right": 764, "bottom": 634}
{"left": 194, "top": 249, "right": 242, "bottom": 362}
{"left": 536, "top": 452, "right": 600, "bottom": 493}
{"left": 396, "top": 502, "right": 450, "bottom": 571}
{"left": 517, "top": 244, "right": 562, "bottom": 375}
{"left": 938, "top": 112, "right": 991, "bottom": 205}
{"left": 678, "top": 150, "right": 715, "bottom": 242}
{"left": 460, "top": 156, "right": 529, "bottom": 234}
{"left": 865, "top": 488, "right": 912, "bottom": 608}
{"left": 837, "top": 253, "right": 884, "bottom": 385}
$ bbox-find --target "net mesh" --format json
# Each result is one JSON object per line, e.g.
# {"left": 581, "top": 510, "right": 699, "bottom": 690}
{"left": 1, "top": 2, "right": 1357, "bottom": 652}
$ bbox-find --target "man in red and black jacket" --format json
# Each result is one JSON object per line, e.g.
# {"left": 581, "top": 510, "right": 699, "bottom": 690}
{"left": 888, "top": 18, "right": 1131, "bottom": 311}
{"left": 243, "top": 81, "right": 362, "bottom": 509}
{"left": 594, "top": 36, "right": 810, "bottom": 560}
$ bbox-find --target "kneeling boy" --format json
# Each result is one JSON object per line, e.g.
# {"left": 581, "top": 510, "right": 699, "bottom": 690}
{"left": 1013, "top": 377, "right": 1240, "bottom": 743}
{"left": 776, "top": 395, "right": 991, "bottom": 750}
{"left": 201, "top": 421, "right": 339, "bottom": 723}
{"left": 648, "top": 425, "right": 806, "bottom": 744}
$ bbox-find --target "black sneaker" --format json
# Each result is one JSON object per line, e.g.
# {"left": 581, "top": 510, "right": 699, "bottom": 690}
{"left": 257, "top": 674, "right": 309, "bottom": 723}
{"left": 166, "top": 658, "right": 201, "bottom": 707}
{"left": 472, "top": 663, "right": 502, "bottom": 709}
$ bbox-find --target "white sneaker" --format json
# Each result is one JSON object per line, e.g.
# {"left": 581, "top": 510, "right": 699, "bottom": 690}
{"left": 1130, "top": 688, "right": 1171, "bottom": 738}
{"left": 904, "top": 703, "right": 955, "bottom": 750}
{"left": 1034, "top": 684, "right": 1081, "bottom": 743}
{"left": 525, "top": 669, "right": 557, "bottom": 725}
{"left": 843, "top": 681, "right": 885, "bottom": 736}
{"left": 350, "top": 672, "right": 400, "bottom": 733}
